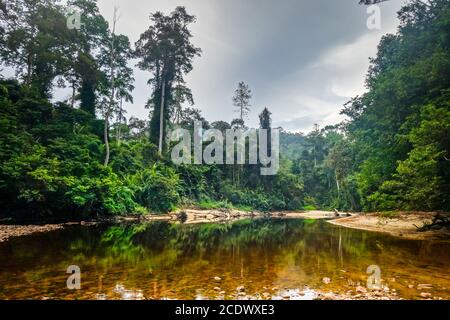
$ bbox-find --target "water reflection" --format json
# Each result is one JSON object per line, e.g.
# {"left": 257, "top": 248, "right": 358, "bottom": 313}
{"left": 0, "top": 219, "right": 449, "bottom": 300}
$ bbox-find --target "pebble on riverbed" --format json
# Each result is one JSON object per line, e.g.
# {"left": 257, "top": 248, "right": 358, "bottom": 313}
{"left": 236, "top": 286, "right": 245, "bottom": 292}
{"left": 356, "top": 286, "right": 367, "bottom": 293}
{"left": 420, "top": 292, "right": 432, "bottom": 298}
{"left": 417, "top": 284, "right": 433, "bottom": 290}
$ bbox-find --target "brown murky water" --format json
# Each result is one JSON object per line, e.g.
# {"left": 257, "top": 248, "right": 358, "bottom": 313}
{"left": 0, "top": 219, "right": 449, "bottom": 300}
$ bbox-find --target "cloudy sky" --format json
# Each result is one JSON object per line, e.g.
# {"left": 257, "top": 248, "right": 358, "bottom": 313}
{"left": 97, "top": 0, "right": 403, "bottom": 132}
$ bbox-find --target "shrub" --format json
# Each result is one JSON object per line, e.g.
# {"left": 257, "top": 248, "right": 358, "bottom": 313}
{"left": 132, "top": 164, "right": 182, "bottom": 213}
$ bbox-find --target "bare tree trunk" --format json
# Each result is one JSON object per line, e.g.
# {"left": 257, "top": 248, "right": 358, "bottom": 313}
{"left": 240, "top": 103, "right": 243, "bottom": 122}
{"left": 26, "top": 53, "right": 33, "bottom": 86}
{"left": 158, "top": 78, "right": 166, "bottom": 155}
{"left": 335, "top": 170, "right": 341, "bottom": 198}
{"left": 335, "top": 170, "right": 341, "bottom": 208}
{"left": 71, "top": 79, "right": 76, "bottom": 108}
{"left": 104, "top": 7, "right": 118, "bottom": 167}
{"left": 104, "top": 117, "right": 110, "bottom": 166}
{"left": 116, "top": 97, "right": 123, "bottom": 146}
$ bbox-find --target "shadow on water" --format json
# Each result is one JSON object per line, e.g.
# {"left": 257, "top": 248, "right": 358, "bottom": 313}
{"left": 0, "top": 218, "right": 449, "bottom": 300}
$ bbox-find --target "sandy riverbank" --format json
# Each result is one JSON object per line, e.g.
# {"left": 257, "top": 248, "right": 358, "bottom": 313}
{"left": 0, "top": 224, "right": 65, "bottom": 242}
{"left": 121, "top": 209, "right": 340, "bottom": 225}
{"left": 329, "top": 212, "right": 450, "bottom": 241}
{"left": 162, "top": 209, "right": 340, "bottom": 224}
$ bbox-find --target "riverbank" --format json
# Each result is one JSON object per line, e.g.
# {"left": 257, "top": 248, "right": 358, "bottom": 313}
{"left": 329, "top": 212, "right": 450, "bottom": 241}
{"left": 1, "top": 210, "right": 449, "bottom": 243}
{"left": 164, "top": 209, "right": 340, "bottom": 224}
{"left": 0, "top": 224, "right": 66, "bottom": 242}
{"left": 115, "top": 209, "right": 342, "bottom": 225}
{"left": 0, "top": 209, "right": 339, "bottom": 242}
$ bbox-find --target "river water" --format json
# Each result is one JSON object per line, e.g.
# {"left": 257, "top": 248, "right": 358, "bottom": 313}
{"left": 0, "top": 219, "right": 449, "bottom": 300}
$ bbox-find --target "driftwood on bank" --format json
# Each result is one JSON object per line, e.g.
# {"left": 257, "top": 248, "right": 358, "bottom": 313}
{"left": 414, "top": 213, "right": 450, "bottom": 232}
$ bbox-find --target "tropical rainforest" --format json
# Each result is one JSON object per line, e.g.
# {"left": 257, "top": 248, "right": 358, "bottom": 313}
{"left": 0, "top": 0, "right": 449, "bottom": 222}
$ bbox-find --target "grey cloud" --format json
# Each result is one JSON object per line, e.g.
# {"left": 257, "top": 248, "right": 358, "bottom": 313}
{"left": 94, "top": 1, "right": 405, "bottom": 131}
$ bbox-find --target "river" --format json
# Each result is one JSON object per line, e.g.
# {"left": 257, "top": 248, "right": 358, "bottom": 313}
{"left": 0, "top": 218, "right": 449, "bottom": 300}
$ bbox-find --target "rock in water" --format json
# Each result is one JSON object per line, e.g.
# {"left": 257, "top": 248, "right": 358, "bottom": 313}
{"left": 356, "top": 286, "right": 367, "bottom": 293}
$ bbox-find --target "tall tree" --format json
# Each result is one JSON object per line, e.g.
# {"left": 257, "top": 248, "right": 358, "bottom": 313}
{"left": 309, "top": 124, "right": 322, "bottom": 168}
{"left": 0, "top": 0, "right": 69, "bottom": 97}
{"left": 135, "top": 6, "right": 201, "bottom": 155}
{"left": 259, "top": 107, "right": 272, "bottom": 129}
{"left": 232, "top": 81, "right": 252, "bottom": 124}
{"left": 259, "top": 107, "right": 272, "bottom": 155}
{"left": 98, "top": 7, "right": 134, "bottom": 166}
{"left": 67, "top": 0, "right": 109, "bottom": 117}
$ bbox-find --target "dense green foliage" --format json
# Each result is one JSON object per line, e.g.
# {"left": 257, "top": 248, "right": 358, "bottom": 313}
{"left": 343, "top": 0, "right": 450, "bottom": 211}
{"left": 279, "top": 0, "right": 450, "bottom": 212}
{"left": 0, "top": 77, "right": 304, "bottom": 221}
{"left": 0, "top": 0, "right": 448, "bottom": 222}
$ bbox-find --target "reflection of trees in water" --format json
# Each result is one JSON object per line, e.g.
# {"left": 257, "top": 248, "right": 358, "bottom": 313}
{"left": 91, "top": 219, "right": 450, "bottom": 271}
{"left": 3, "top": 219, "right": 448, "bottom": 276}
{"left": 91, "top": 219, "right": 450, "bottom": 297}
{"left": 1, "top": 219, "right": 449, "bottom": 299}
